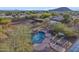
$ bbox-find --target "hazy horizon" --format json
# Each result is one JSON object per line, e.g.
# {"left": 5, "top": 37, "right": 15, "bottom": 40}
{"left": 0, "top": 7, "right": 79, "bottom": 11}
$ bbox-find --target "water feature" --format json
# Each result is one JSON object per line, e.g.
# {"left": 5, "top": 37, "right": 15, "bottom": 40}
{"left": 32, "top": 31, "right": 45, "bottom": 43}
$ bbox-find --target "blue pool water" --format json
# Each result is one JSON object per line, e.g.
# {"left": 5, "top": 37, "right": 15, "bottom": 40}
{"left": 68, "top": 39, "right": 79, "bottom": 52}
{"left": 32, "top": 31, "right": 45, "bottom": 43}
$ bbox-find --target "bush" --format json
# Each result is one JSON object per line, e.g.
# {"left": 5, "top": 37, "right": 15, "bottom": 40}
{"left": 7, "top": 25, "right": 33, "bottom": 51}
{"left": 73, "top": 19, "right": 79, "bottom": 24}
{"left": 30, "top": 14, "right": 38, "bottom": 19}
{"left": 26, "top": 11, "right": 35, "bottom": 15}
{"left": 40, "top": 13, "right": 51, "bottom": 19}
{"left": 51, "top": 13, "right": 58, "bottom": 16}
{"left": 52, "top": 23, "right": 76, "bottom": 37}
{"left": 0, "top": 18, "right": 12, "bottom": 24}
{"left": 62, "top": 14, "right": 70, "bottom": 23}
{"left": 25, "top": 14, "right": 38, "bottom": 19}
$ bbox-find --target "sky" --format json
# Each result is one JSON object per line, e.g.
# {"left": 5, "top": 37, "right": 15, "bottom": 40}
{"left": 0, "top": 7, "right": 79, "bottom": 11}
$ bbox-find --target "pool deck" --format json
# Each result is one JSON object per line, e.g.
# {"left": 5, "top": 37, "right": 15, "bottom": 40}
{"left": 32, "top": 29, "right": 75, "bottom": 52}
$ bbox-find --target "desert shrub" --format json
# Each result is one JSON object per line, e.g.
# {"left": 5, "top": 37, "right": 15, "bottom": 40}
{"left": 5, "top": 12, "right": 12, "bottom": 16}
{"left": 40, "top": 13, "right": 51, "bottom": 19}
{"left": 30, "top": 14, "right": 38, "bottom": 19}
{"left": 0, "top": 27, "right": 4, "bottom": 32}
{"left": 0, "top": 27, "right": 10, "bottom": 51}
{"left": 26, "top": 11, "right": 35, "bottom": 15}
{"left": 52, "top": 23, "right": 76, "bottom": 37}
{"left": 7, "top": 25, "right": 33, "bottom": 52}
{"left": 0, "top": 24, "right": 33, "bottom": 52}
{"left": 25, "top": 14, "right": 38, "bottom": 19}
{"left": 51, "top": 13, "right": 58, "bottom": 16}
{"left": 62, "top": 14, "right": 71, "bottom": 23}
{"left": 73, "top": 19, "right": 79, "bottom": 24}
{"left": 0, "top": 18, "right": 12, "bottom": 24}
{"left": 0, "top": 42, "right": 11, "bottom": 52}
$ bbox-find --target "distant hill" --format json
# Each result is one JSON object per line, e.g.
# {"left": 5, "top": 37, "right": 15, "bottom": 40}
{"left": 49, "top": 7, "right": 72, "bottom": 12}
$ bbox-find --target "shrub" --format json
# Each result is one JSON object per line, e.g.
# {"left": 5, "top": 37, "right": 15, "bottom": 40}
{"left": 30, "top": 14, "right": 38, "bottom": 19}
{"left": 40, "top": 13, "right": 51, "bottom": 19}
{"left": 73, "top": 19, "right": 79, "bottom": 24}
{"left": 26, "top": 11, "right": 35, "bottom": 15}
{"left": 62, "top": 14, "right": 71, "bottom": 23}
{"left": 8, "top": 25, "right": 33, "bottom": 51}
{"left": 51, "top": 13, "right": 58, "bottom": 16}
{"left": 52, "top": 23, "right": 76, "bottom": 37}
{"left": 0, "top": 18, "right": 12, "bottom": 24}
{"left": 0, "top": 21, "right": 33, "bottom": 52}
{"left": 25, "top": 14, "right": 38, "bottom": 19}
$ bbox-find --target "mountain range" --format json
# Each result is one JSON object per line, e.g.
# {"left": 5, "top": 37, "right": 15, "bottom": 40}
{"left": 49, "top": 7, "right": 72, "bottom": 11}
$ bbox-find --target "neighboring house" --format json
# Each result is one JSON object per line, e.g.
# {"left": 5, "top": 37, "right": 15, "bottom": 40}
{"left": 72, "top": 15, "right": 79, "bottom": 20}
{"left": 0, "top": 13, "right": 27, "bottom": 18}
{"left": 0, "top": 13, "right": 5, "bottom": 16}
{"left": 18, "top": 14, "right": 27, "bottom": 18}
{"left": 73, "top": 23, "right": 79, "bottom": 31}
{"left": 0, "top": 13, "right": 13, "bottom": 18}
{"left": 50, "top": 16, "right": 64, "bottom": 22}
{"left": 49, "top": 20, "right": 60, "bottom": 25}
{"left": 0, "top": 16, "right": 13, "bottom": 18}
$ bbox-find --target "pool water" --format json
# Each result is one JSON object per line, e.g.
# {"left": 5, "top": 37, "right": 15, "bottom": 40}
{"left": 32, "top": 31, "right": 45, "bottom": 43}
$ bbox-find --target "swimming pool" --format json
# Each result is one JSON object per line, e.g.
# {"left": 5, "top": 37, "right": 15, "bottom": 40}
{"left": 32, "top": 31, "right": 45, "bottom": 43}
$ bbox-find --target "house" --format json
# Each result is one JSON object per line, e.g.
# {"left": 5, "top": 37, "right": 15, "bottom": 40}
{"left": 0, "top": 13, "right": 13, "bottom": 18}
{"left": 72, "top": 15, "right": 79, "bottom": 20}
{"left": 50, "top": 16, "right": 64, "bottom": 22}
